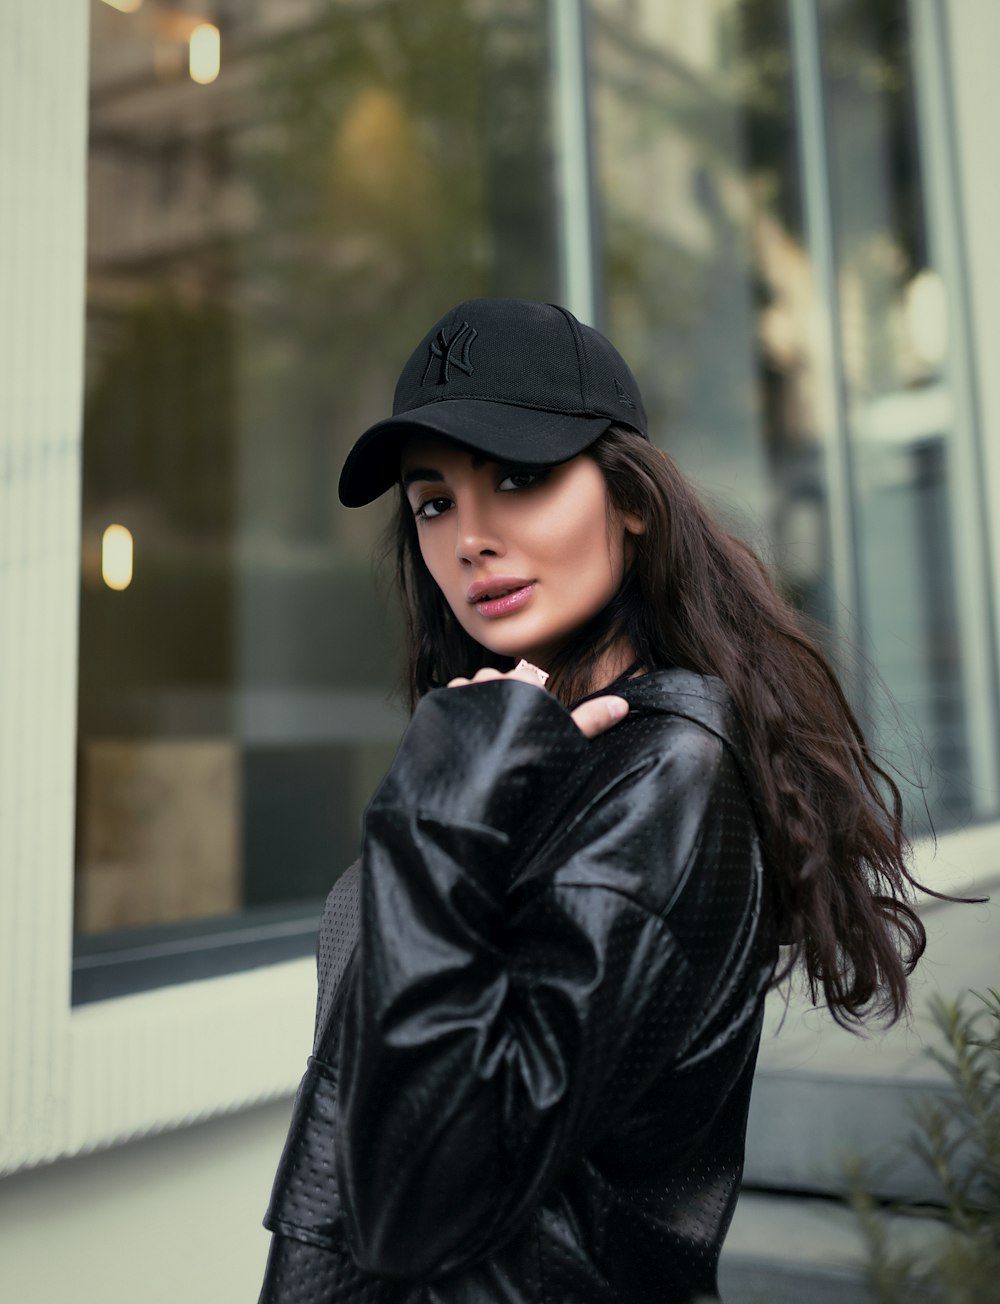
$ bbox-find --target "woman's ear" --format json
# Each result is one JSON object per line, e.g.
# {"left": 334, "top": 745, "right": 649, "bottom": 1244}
{"left": 622, "top": 510, "right": 646, "bottom": 537}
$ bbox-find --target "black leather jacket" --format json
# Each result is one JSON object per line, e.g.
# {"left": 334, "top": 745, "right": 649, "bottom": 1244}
{"left": 260, "top": 668, "right": 778, "bottom": 1303}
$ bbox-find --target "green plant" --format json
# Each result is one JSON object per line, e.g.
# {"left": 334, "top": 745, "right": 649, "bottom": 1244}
{"left": 846, "top": 988, "right": 1000, "bottom": 1303}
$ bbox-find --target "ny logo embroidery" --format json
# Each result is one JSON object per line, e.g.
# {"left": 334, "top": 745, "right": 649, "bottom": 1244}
{"left": 423, "top": 321, "right": 477, "bottom": 386}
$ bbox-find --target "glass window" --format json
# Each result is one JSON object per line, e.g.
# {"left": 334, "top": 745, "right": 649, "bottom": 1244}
{"left": 589, "top": 0, "right": 832, "bottom": 625}
{"left": 76, "top": 0, "right": 558, "bottom": 1001}
{"left": 77, "top": 0, "right": 997, "bottom": 1005}
{"left": 588, "top": 0, "right": 996, "bottom": 832}
{"left": 816, "top": 0, "right": 982, "bottom": 827}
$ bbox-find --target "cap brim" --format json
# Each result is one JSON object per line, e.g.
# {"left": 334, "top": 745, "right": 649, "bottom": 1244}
{"left": 338, "top": 399, "right": 613, "bottom": 507}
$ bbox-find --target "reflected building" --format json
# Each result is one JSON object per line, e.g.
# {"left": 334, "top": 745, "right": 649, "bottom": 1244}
{"left": 75, "top": 0, "right": 996, "bottom": 986}
{"left": 78, "top": 0, "right": 560, "bottom": 965}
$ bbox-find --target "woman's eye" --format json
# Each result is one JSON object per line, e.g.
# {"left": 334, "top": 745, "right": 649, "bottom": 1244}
{"left": 498, "top": 468, "right": 550, "bottom": 492}
{"left": 414, "top": 496, "right": 452, "bottom": 520}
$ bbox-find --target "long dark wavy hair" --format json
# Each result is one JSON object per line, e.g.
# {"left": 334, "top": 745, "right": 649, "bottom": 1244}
{"left": 385, "top": 424, "right": 946, "bottom": 1028}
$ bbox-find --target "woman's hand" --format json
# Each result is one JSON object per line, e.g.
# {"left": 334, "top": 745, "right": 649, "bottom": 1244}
{"left": 446, "top": 662, "right": 628, "bottom": 739}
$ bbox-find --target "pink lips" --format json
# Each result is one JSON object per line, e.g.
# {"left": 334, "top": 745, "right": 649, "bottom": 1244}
{"left": 467, "top": 577, "right": 536, "bottom": 619}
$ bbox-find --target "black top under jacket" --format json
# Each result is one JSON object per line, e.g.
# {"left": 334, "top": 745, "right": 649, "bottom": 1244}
{"left": 259, "top": 667, "right": 779, "bottom": 1303}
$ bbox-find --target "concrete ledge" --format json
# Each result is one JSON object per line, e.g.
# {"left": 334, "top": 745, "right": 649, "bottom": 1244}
{"left": 719, "top": 1191, "right": 941, "bottom": 1304}
{"left": 744, "top": 885, "right": 998, "bottom": 1200}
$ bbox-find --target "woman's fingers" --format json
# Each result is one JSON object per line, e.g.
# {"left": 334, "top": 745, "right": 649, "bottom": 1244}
{"left": 505, "top": 663, "right": 550, "bottom": 688}
{"left": 569, "top": 695, "right": 629, "bottom": 738}
{"left": 513, "top": 659, "right": 549, "bottom": 686}
{"left": 446, "top": 670, "right": 629, "bottom": 738}
{"left": 448, "top": 672, "right": 631, "bottom": 735}
{"left": 447, "top": 665, "right": 544, "bottom": 689}
{"left": 447, "top": 668, "right": 505, "bottom": 688}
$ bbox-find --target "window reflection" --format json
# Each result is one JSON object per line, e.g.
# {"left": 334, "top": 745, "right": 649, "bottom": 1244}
{"left": 590, "top": 0, "right": 832, "bottom": 631}
{"left": 76, "top": 0, "right": 558, "bottom": 980}
{"left": 76, "top": 0, "right": 993, "bottom": 996}
{"left": 590, "top": 0, "right": 982, "bottom": 830}
{"left": 819, "top": 0, "right": 972, "bottom": 825}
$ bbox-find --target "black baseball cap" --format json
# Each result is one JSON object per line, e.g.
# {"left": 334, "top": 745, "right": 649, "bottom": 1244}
{"left": 337, "top": 298, "right": 648, "bottom": 507}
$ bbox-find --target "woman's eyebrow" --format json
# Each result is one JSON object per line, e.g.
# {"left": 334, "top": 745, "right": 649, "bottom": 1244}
{"left": 401, "top": 454, "right": 489, "bottom": 488}
{"left": 401, "top": 467, "right": 443, "bottom": 488}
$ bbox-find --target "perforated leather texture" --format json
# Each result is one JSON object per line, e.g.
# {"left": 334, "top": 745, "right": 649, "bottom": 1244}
{"left": 260, "top": 668, "right": 778, "bottom": 1303}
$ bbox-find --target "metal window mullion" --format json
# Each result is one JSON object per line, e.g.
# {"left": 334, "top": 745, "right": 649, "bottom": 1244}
{"left": 788, "top": 0, "right": 866, "bottom": 706}
{"left": 548, "top": 0, "right": 597, "bottom": 326}
{"left": 908, "top": 0, "right": 1000, "bottom": 813}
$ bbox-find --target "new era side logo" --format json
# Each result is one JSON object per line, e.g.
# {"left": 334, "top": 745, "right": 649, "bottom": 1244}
{"left": 615, "top": 377, "right": 636, "bottom": 409}
{"left": 423, "top": 321, "right": 477, "bottom": 386}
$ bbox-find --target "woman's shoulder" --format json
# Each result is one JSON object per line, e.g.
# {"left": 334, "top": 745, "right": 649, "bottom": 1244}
{"left": 586, "top": 666, "right": 766, "bottom": 851}
{"left": 595, "top": 667, "right": 747, "bottom": 774}
{"left": 539, "top": 669, "right": 768, "bottom": 924}
{"left": 617, "top": 665, "right": 735, "bottom": 729}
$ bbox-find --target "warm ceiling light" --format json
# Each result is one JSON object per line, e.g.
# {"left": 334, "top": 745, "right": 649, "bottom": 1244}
{"left": 189, "top": 22, "right": 221, "bottom": 84}
{"left": 101, "top": 0, "right": 143, "bottom": 12}
{"left": 102, "top": 525, "right": 134, "bottom": 591}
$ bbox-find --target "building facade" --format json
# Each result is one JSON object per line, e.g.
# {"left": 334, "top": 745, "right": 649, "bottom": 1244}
{"left": 2, "top": 1, "right": 999, "bottom": 1299}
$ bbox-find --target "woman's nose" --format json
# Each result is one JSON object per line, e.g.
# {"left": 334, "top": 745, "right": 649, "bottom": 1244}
{"left": 454, "top": 504, "right": 504, "bottom": 563}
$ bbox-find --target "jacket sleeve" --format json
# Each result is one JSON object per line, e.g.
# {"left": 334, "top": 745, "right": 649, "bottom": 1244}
{"left": 333, "top": 679, "right": 727, "bottom": 1279}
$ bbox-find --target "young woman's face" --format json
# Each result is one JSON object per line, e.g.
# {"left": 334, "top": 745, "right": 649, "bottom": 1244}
{"left": 401, "top": 435, "right": 641, "bottom": 667}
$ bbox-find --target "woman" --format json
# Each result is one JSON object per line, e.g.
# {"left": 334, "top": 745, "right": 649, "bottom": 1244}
{"left": 259, "top": 298, "right": 925, "bottom": 1303}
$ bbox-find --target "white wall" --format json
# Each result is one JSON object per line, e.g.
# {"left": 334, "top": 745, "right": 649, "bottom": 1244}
{"left": 0, "top": 4, "right": 309, "bottom": 1299}
{"left": 0, "top": 1100, "right": 292, "bottom": 1304}
{"left": 0, "top": 0, "right": 316, "bottom": 1183}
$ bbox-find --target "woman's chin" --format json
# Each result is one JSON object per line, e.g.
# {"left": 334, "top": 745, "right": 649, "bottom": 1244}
{"left": 465, "top": 625, "right": 557, "bottom": 669}
{"left": 480, "top": 639, "right": 558, "bottom": 670}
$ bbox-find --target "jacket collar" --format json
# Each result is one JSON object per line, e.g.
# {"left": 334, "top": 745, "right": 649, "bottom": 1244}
{"left": 614, "top": 667, "right": 768, "bottom": 841}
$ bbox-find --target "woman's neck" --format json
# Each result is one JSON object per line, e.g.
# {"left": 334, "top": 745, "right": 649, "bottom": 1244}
{"left": 588, "top": 642, "right": 645, "bottom": 694}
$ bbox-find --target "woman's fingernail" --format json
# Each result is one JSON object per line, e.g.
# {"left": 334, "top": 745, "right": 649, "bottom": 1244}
{"left": 514, "top": 658, "right": 549, "bottom": 686}
{"left": 605, "top": 697, "right": 629, "bottom": 722}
